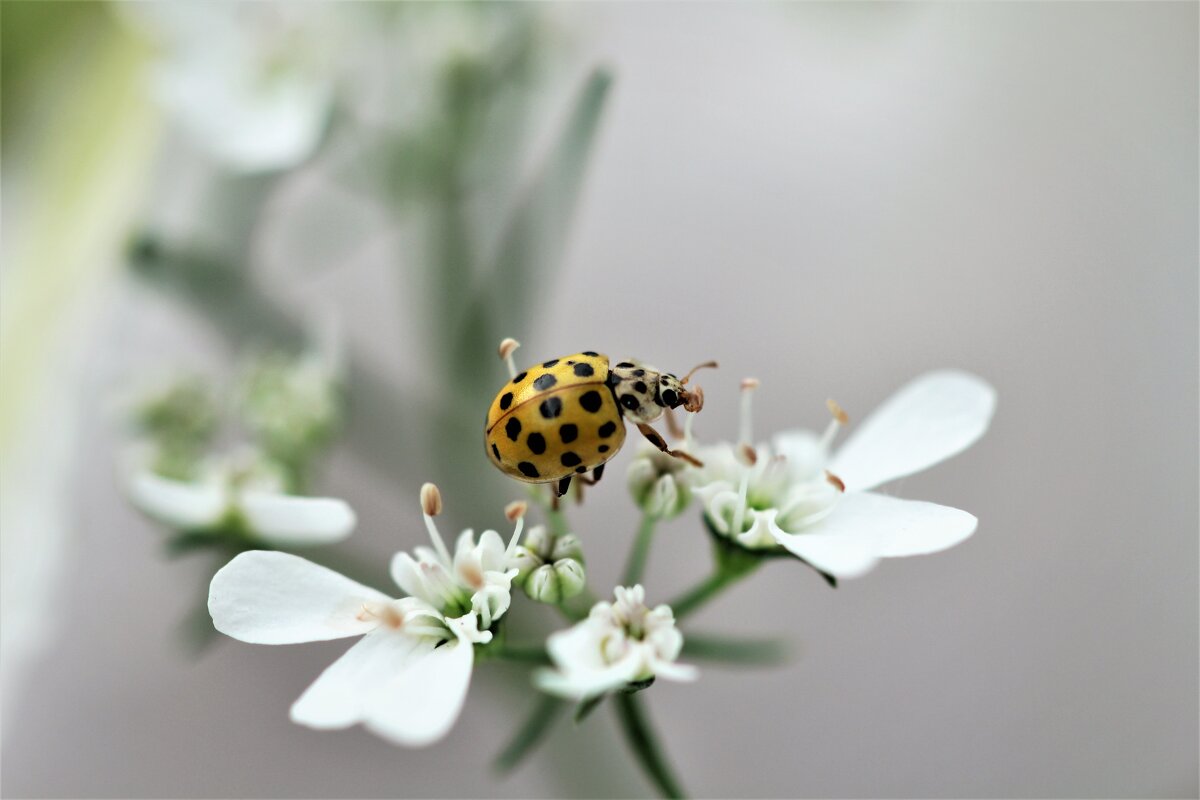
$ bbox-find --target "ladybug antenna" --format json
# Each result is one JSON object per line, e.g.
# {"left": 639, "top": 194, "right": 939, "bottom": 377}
{"left": 681, "top": 360, "right": 718, "bottom": 385}
{"left": 497, "top": 338, "right": 521, "bottom": 379}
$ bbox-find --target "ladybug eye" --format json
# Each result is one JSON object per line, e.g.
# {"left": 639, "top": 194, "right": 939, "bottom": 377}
{"left": 661, "top": 389, "right": 679, "bottom": 408}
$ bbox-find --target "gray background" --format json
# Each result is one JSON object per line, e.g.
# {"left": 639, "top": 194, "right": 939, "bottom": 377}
{"left": 3, "top": 3, "right": 1197, "bottom": 797}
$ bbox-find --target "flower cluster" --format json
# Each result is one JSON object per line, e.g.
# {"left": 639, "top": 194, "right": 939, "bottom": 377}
{"left": 193, "top": 365, "right": 993, "bottom": 778}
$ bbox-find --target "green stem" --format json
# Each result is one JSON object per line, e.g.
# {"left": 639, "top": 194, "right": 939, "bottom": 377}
{"left": 613, "top": 692, "right": 686, "bottom": 799}
{"left": 620, "top": 514, "right": 658, "bottom": 587}
{"left": 668, "top": 571, "right": 743, "bottom": 621}
{"left": 493, "top": 694, "right": 566, "bottom": 774}
{"left": 495, "top": 644, "right": 551, "bottom": 665}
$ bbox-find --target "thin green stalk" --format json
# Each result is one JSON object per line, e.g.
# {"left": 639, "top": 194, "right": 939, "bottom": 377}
{"left": 621, "top": 514, "right": 658, "bottom": 587}
{"left": 493, "top": 694, "right": 566, "bottom": 774}
{"left": 668, "top": 571, "right": 742, "bottom": 621}
{"left": 613, "top": 692, "right": 686, "bottom": 799}
{"left": 495, "top": 644, "right": 551, "bottom": 665}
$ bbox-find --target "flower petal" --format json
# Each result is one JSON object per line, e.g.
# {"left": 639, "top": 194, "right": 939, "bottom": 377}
{"left": 364, "top": 639, "right": 474, "bottom": 747}
{"left": 127, "top": 470, "right": 226, "bottom": 530}
{"left": 829, "top": 370, "right": 996, "bottom": 492}
{"left": 771, "top": 491, "right": 977, "bottom": 578}
{"left": 209, "top": 551, "right": 389, "bottom": 644}
{"left": 239, "top": 491, "right": 356, "bottom": 546}
{"left": 290, "top": 630, "right": 430, "bottom": 730}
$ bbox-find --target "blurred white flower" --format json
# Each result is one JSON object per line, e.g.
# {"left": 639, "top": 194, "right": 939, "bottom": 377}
{"left": 208, "top": 484, "right": 526, "bottom": 746}
{"left": 693, "top": 371, "right": 996, "bottom": 579}
{"left": 126, "top": 447, "right": 355, "bottom": 547}
{"left": 122, "top": 1, "right": 334, "bottom": 172}
{"left": 536, "top": 585, "right": 697, "bottom": 701}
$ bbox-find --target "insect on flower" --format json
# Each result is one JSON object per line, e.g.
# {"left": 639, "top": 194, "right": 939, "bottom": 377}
{"left": 485, "top": 339, "right": 715, "bottom": 497}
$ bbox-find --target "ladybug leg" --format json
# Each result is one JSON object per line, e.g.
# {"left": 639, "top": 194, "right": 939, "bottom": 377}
{"left": 578, "top": 463, "right": 606, "bottom": 487}
{"left": 555, "top": 476, "right": 572, "bottom": 498}
{"left": 636, "top": 422, "right": 703, "bottom": 468}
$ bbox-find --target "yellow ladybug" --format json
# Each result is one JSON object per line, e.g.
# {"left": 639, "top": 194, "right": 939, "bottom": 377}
{"left": 485, "top": 343, "right": 712, "bottom": 497}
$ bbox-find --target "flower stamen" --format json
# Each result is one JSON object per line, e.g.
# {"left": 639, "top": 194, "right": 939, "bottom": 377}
{"left": 498, "top": 338, "right": 520, "bottom": 379}
{"left": 818, "top": 398, "right": 847, "bottom": 452}
{"left": 419, "top": 483, "right": 452, "bottom": 565}
{"left": 504, "top": 500, "right": 526, "bottom": 558}
{"left": 739, "top": 378, "right": 759, "bottom": 447}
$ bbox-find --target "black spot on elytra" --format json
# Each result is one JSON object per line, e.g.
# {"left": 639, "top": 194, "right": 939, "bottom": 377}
{"left": 559, "top": 424, "right": 578, "bottom": 443}
{"left": 518, "top": 461, "right": 539, "bottom": 478}
{"left": 527, "top": 432, "right": 547, "bottom": 455}
{"left": 561, "top": 451, "right": 582, "bottom": 467}
{"left": 621, "top": 394, "right": 640, "bottom": 411}
{"left": 533, "top": 373, "right": 557, "bottom": 391}
{"left": 542, "top": 359, "right": 559, "bottom": 368}
{"left": 573, "top": 363, "right": 594, "bottom": 377}
{"left": 661, "top": 389, "right": 679, "bottom": 407}
{"left": 499, "top": 392, "right": 513, "bottom": 410}
{"left": 505, "top": 417, "right": 522, "bottom": 441}
{"left": 539, "top": 397, "right": 564, "bottom": 419}
{"left": 598, "top": 444, "right": 610, "bottom": 453}
{"left": 616, "top": 361, "right": 634, "bottom": 368}
{"left": 633, "top": 380, "right": 648, "bottom": 394}
{"left": 633, "top": 368, "right": 645, "bottom": 377}
{"left": 512, "top": 371, "right": 527, "bottom": 384}
{"left": 583, "top": 351, "right": 599, "bottom": 356}
{"left": 491, "top": 443, "right": 501, "bottom": 460}
{"left": 598, "top": 421, "right": 617, "bottom": 438}
{"left": 579, "top": 391, "right": 603, "bottom": 413}
{"left": 575, "top": 465, "right": 587, "bottom": 474}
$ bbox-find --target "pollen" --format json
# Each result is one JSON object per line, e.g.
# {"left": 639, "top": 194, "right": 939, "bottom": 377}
{"left": 505, "top": 500, "right": 527, "bottom": 522}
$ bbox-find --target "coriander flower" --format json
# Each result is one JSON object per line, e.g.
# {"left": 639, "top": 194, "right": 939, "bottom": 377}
{"left": 208, "top": 484, "right": 526, "bottom": 746}
{"left": 126, "top": 447, "right": 355, "bottom": 547}
{"left": 627, "top": 445, "right": 693, "bottom": 519}
{"left": 536, "top": 585, "right": 697, "bottom": 701}
{"left": 509, "top": 521, "right": 586, "bottom": 605}
{"left": 693, "top": 371, "right": 996, "bottom": 579}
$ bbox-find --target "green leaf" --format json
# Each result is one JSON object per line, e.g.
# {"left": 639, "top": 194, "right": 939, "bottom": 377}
{"left": 573, "top": 693, "right": 606, "bottom": 724}
{"left": 493, "top": 694, "right": 566, "bottom": 775}
{"left": 681, "top": 633, "right": 790, "bottom": 666}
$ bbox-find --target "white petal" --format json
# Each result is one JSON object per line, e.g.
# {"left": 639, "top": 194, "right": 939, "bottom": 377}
{"left": 240, "top": 491, "right": 356, "bottom": 546}
{"left": 290, "top": 631, "right": 430, "bottom": 730}
{"left": 128, "top": 470, "right": 226, "bottom": 530}
{"left": 535, "top": 649, "right": 643, "bottom": 700}
{"left": 771, "top": 492, "right": 977, "bottom": 578}
{"left": 364, "top": 639, "right": 474, "bottom": 747}
{"left": 829, "top": 371, "right": 996, "bottom": 492}
{"left": 209, "top": 551, "right": 389, "bottom": 644}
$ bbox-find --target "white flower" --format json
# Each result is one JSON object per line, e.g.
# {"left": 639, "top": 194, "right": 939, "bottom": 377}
{"left": 389, "top": 485, "right": 522, "bottom": 631}
{"left": 122, "top": 1, "right": 334, "bottom": 172}
{"left": 536, "top": 586, "right": 698, "bottom": 701}
{"left": 126, "top": 447, "right": 354, "bottom": 547}
{"left": 693, "top": 371, "right": 996, "bottom": 579}
{"left": 207, "top": 484, "right": 526, "bottom": 746}
{"left": 209, "top": 551, "right": 474, "bottom": 746}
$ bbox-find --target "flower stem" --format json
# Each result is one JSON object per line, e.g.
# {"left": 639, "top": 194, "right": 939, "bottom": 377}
{"left": 621, "top": 514, "right": 658, "bottom": 586}
{"left": 613, "top": 692, "right": 686, "bottom": 799}
{"left": 495, "top": 644, "right": 551, "bottom": 664}
{"left": 668, "top": 571, "right": 743, "bottom": 621}
{"left": 493, "top": 694, "right": 566, "bottom": 774}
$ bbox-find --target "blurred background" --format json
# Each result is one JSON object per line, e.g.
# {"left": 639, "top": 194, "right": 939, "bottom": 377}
{"left": 2, "top": 2, "right": 1196, "bottom": 797}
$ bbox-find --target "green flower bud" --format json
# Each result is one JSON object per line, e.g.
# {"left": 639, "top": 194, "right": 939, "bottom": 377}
{"left": 526, "top": 564, "right": 562, "bottom": 605}
{"left": 627, "top": 448, "right": 692, "bottom": 519}
{"left": 551, "top": 558, "right": 586, "bottom": 600}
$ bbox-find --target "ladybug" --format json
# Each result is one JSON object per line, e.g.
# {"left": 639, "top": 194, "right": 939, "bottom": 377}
{"left": 485, "top": 349, "right": 713, "bottom": 497}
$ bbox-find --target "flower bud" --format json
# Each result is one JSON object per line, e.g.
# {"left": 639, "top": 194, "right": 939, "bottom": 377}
{"left": 550, "top": 533, "right": 584, "bottom": 564}
{"left": 552, "top": 558, "right": 586, "bottom": 599}
{"left": 525, "top": 564, "right": 561, "bottom": 605}
{"left": 628, "top": 448, "right": 692, "bottom": 520}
